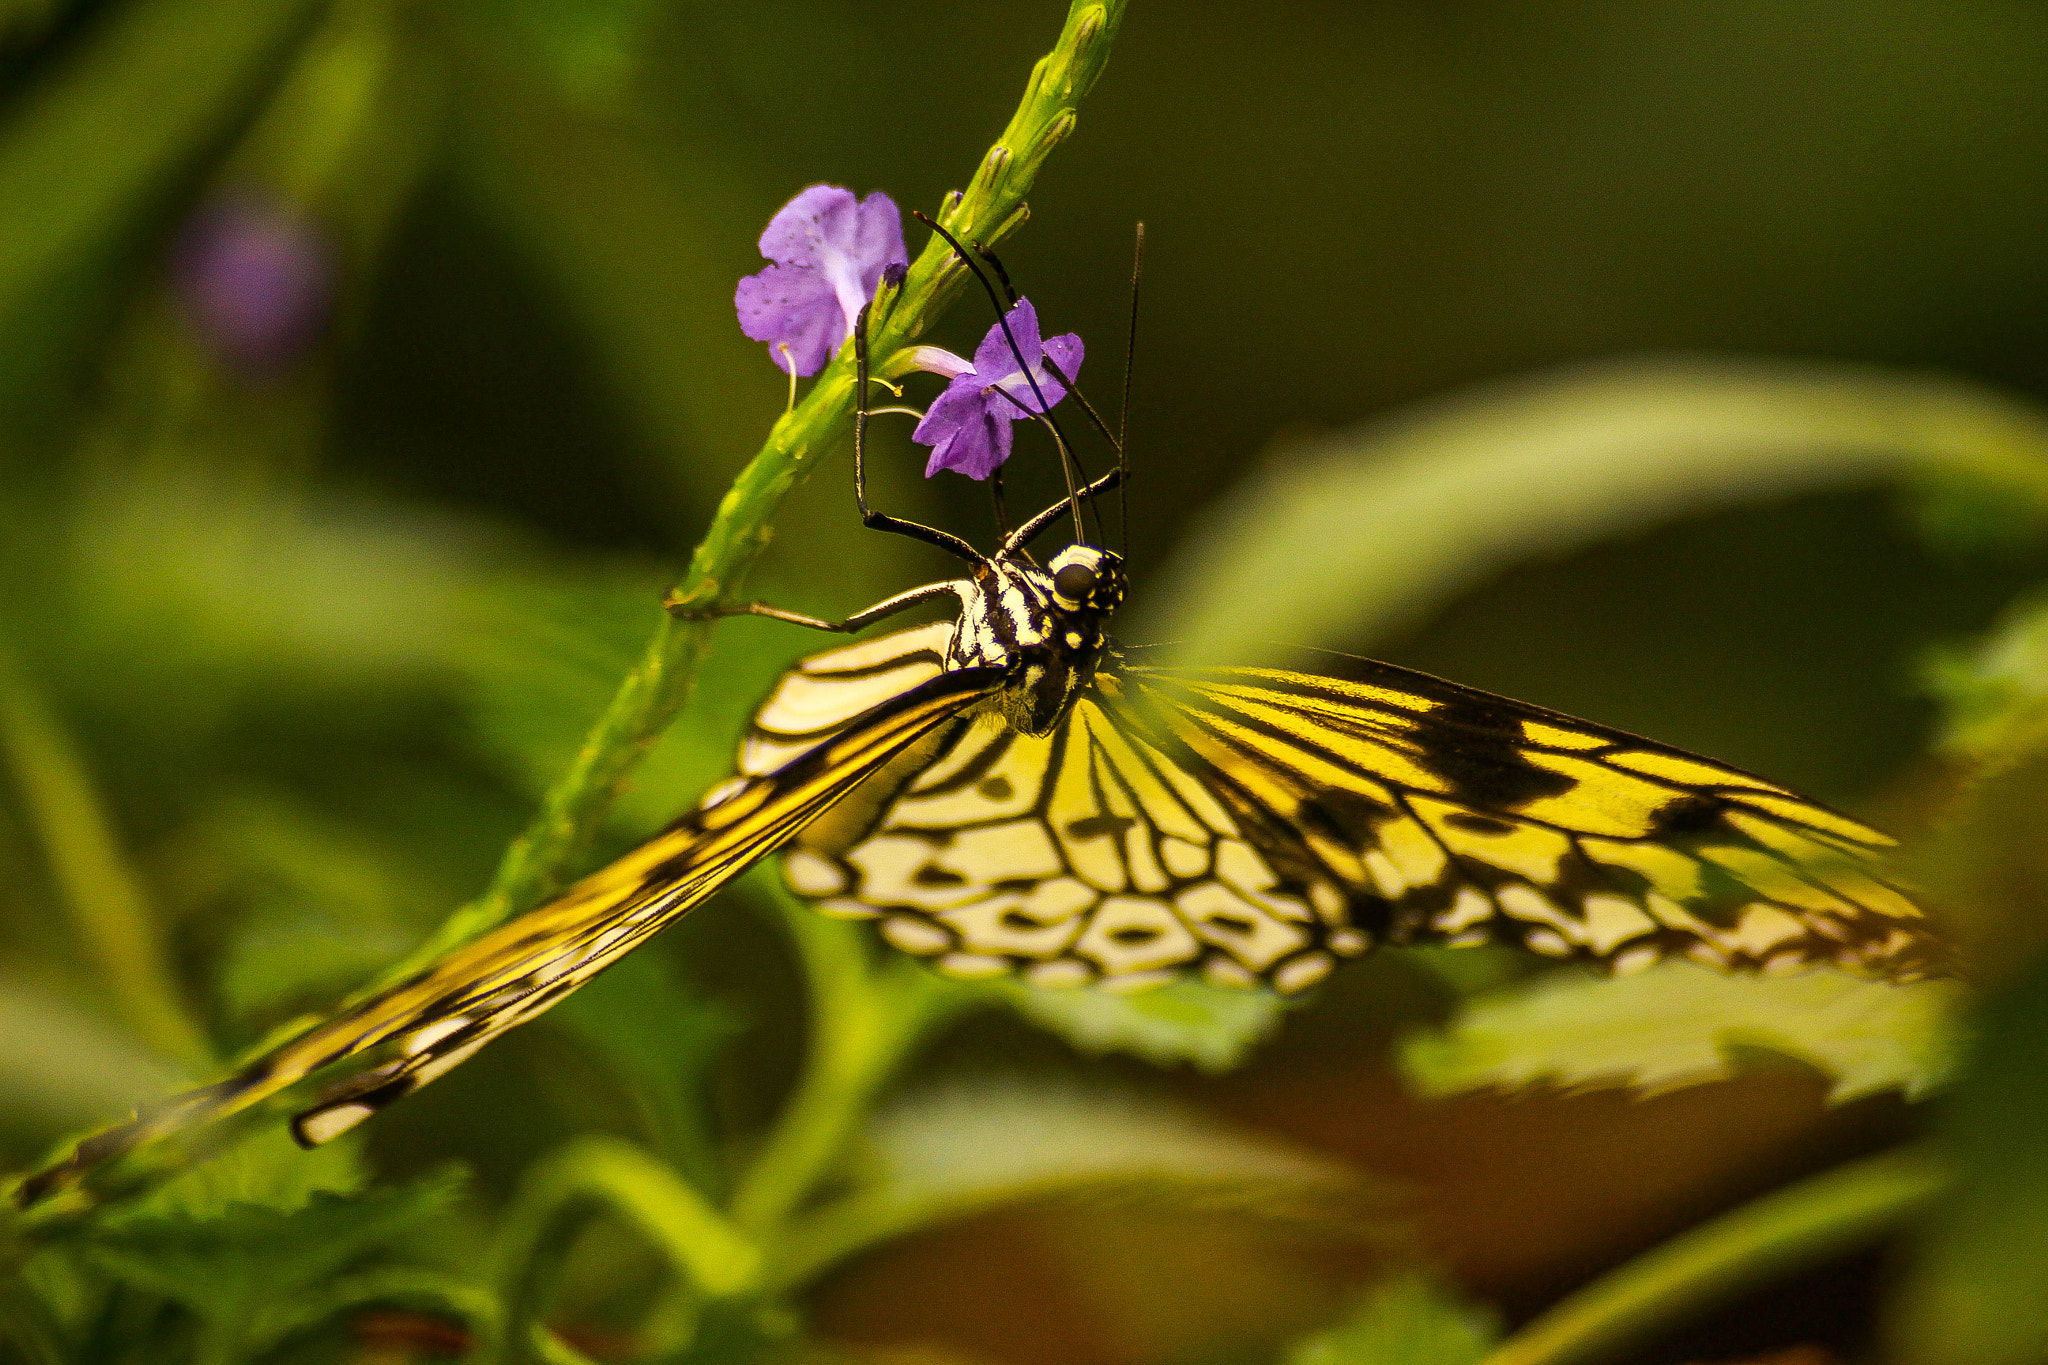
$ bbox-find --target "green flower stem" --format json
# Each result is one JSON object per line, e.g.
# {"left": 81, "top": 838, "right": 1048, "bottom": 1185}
{"left": 730, "top": 887, "right": 979, "bottom": 1238}
{"left": 381, "top": 0, "right": 1126, "bottom": 982}
{"left": 1482, "top": 1144, "right": 1949, "bottom": 1365}
{"left": 489, "top": 1135, "right": 761, "bottom": 1365}
{"left": 0, "top": 645, "right": 210, "bottom": 1068}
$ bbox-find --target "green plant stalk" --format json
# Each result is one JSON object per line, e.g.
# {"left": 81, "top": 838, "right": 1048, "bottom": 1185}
{"left": 382, "top": 0, "right": 1127, "bottom": 982}
{"left": 730, "top": 886, "right": 979, "bottom": 1237}
{"left": 1482, "top": 1144, "right": 1949, "bottom": 1365}
{"left": 0, "top": 646, "right": 210, "bottom": 1068}
{"left": 487, "top": 1136, "right": 761, "bottom": 1365}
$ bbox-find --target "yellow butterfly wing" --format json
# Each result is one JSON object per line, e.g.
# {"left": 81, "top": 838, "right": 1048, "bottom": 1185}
{"left": 18, "top": 662, "right": 1001, "bottom": 1208}
{"left": 775, "top": 637, "right": 1949, "bottom": 992}
{"left": 1119, "top": 653, "right": 1948, "bottom": 983}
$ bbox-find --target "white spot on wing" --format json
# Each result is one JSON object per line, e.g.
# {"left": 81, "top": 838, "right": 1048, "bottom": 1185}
{"left": 1174, "top": 881, "right": 1309, "bottom": 970}
{"left": 785, "top": 850, "right": 847, "bottom": 897}
{"left": 1272, "top": 952, "right": 1334, "bottom": 994}
{"left": 938, "top": 953, "right": 1012, "bottom": 979}
{"left": 1073, "top": 896, "right": 1201, "bottom": 975}
{"left": 1434, "top": 888, "right": 1495, "bottom": 934}
{"left": 881, "top": 916, "right": 952, "bottom": 956}
{"left": 297, "top": 1102, "right": 377, "bottom": 1146}
{"left": 1026, "top": 959, "right": 1092, "bottom": 989}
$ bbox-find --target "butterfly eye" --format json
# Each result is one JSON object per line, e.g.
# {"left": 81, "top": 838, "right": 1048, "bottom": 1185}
{"left": 1054, "top": 563, "right": 1098, "bottom": 602}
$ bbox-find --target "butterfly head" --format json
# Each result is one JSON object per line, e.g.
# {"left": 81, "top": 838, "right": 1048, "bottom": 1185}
{"left": 1047, "top": 543, "right": 1126, "bottom": 615}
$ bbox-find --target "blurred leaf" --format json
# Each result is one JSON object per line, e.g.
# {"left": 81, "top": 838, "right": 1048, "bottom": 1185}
{"left": 445, "top": 8, "right": 774, "bottom": 510}
{"left": 1141, "top": 358, "right": 2048, "bottom": 661}
{"left": 446, "top": 2, "right": 946, "bottom": 595}
{"left": 995, "top": 977, "right": 1287, "bottom": 1073}
{"left": 120, "top": 1123, "right": 366, "bottom": 1224}
{"left": 1283, "top": 1274, "right": 1500, "bottom": 1365}
{"left": 49, "top": 473, "right": 497, "bottom": 738}
{"left": 81, "top": 1168, "right": 466, "bottom": 1349}
{"left": 547, "top": 951, "right": 742, "bottom": 1195}
{"left": 1396, "top": 944, "right": 1527, "bottom": 999}
{"left": 0, "top": 981, "right": 182, "bottom": 1131}
{"left": 0, "top": 1270, "right": 65, "bottom": 1365}
{"left": 201, "top": 793, "right": 448, "bottom": 1019}
{"left": 1399, "top": 961, "right": 1965, "bottom": 1105}
{"left": 218, "top": 909, "right": 417, "bottom": 1023}
{"left": 490, "top": 0, "right": 666, "bottom": 109}
{"left": 775, "top": 1077, "right": 1374, "bottom": 1289}
{"left": 456, "top": 560, "right": 808, "bottom": 831}
{"left": 1922, "top": 589, "right": 2048, "bottom": 760}
{"left": 1904, "top": 592, "right": 2048, "bottom": 974}
{"left": 0, "top": 0, "right": 321, "bottom": 333}
{"left": 1890, "top": 958, "right": 2048, "bottom": 1365}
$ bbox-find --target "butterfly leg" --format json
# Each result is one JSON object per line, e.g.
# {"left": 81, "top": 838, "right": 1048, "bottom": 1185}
{"left": 664, "top": 578, "right": 963, "bottom": 635}
{"left": 849, "top": 302, "right": 988, "bottom": 566}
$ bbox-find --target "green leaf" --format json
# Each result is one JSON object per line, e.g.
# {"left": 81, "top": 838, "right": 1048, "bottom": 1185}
{"left": 118, "top": 1123, "right": 368, "bottom": 1226}
{"left": 1890, "top": 957, "right": 2048, "bottom": 1365}
{"left": 1399, "top": 962, "right": 1966, "bottom": 1105}
{"left": 82, "top": 1168, "right": 466, "bottom": 1335}
{"left": 774, "top": 1077, "right": 1374, "bottom": 1290}
{"left": 53, "top": 473, "right": 494, "bottom": 739}
{"left": 996, "top": 977, "right": 1288, "bottom": 1073}
{"left": 201, "top": 792, "right": 453, "bottom": 1018}
{"left": 455, "top": 560, "right": 832, "bottom": 835}
{"left": 1138, "top": 357, "right": 2048, "bottom": 661}
{"left": 1922, "top": 589, "right": 2048, "bottom": 760}
{"left": 545, "top": 950, "right": 742, "bottom": 1194}
{"left": 1285, "top": 1275, "right": 1500, "bottom": 1365}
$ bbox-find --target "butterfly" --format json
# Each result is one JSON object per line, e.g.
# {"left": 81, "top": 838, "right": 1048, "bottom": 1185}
{"left": 13, "top": 232, "right": 1950, "bottom": 1210}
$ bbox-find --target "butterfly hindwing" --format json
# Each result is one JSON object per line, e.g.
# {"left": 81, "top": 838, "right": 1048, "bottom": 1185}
{"left": 1123, "top": 656, "right": 1944, "bottom": 983}
{"left": 774, "top": 634, "right": 1374, "bottom": 994}
{"left": 772, "top": 629, "right": 1947, "bottom": 993}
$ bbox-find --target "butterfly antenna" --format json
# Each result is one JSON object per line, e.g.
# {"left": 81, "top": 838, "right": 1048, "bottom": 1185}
{"left": 977, "top": 247, "right": 1118, "bottom": 546}
{"left": 1117, "top": 222, "right": 1143, "bottom": 558}
{"left": 913, "top": 210, "right": 1088, "bottom": 545}
{"left": 978, "top": 244, "right": 1021, "bottom": 305}
{"left": 983, "top": 243, "right": 1122, "bottom": 460}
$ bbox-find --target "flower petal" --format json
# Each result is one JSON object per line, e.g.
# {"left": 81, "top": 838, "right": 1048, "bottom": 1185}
{"left": 756, "top": 184, "right": 857, "bottom": 267}
{"left": 914, "top": 375, "right": 1012, "bottom": 480}
{"left": 972, "top": 297, "right": 1043, "bottom": 382}
{"left": 739, "top": 185, "right": 909, "bottom": 377}
{"left": 735, "top": 265, "right": 840, "bottom": 376}
{"left": 906, "top": 345, "right": 976, "bottom": 381}
{"left": 1040, "top": 332, "right": 1085, "bottom": 388}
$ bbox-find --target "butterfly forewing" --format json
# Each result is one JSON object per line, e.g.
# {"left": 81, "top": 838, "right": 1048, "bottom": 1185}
{"left": 16, "top": 664, "right": 1002, "bottom": 1206}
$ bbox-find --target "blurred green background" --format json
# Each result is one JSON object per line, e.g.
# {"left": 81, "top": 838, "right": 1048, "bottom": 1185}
{"left": 5, "top": 2, "right": 2048, "bottom": 1363}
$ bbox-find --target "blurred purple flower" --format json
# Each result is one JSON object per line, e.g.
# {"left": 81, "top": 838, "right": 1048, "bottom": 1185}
{"left": 910, "top": 298, "right": 1083, "bottom": 480}
{"left": 173, "top": 190, "right": 332, "bottom": 375}
{"left": 736, "top": 185, "right": 908, "bottom": 377}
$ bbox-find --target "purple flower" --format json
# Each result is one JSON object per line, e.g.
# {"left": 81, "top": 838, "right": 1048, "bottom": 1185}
{"left": 910, "top": 298, "right": 1084, "bottom": 480}
{"left": 172, "top": 189, "right": 332, "bottom": 375}
{"left": 736, "top": 185, "right": 908, "bottom": 377}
